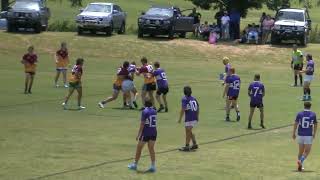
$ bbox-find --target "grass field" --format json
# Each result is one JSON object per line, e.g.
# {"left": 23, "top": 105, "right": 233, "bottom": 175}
{"left": 1, "top": 30, "right": 320, "bottom": 180}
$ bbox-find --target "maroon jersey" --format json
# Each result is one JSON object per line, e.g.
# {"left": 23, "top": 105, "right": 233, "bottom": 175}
{"left": 56, "top": 49, "right": 68, "bottom": 59}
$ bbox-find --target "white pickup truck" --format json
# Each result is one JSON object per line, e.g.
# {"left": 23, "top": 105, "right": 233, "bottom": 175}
{"left": 271, "top": 8, "right": 312, "bottom": 46}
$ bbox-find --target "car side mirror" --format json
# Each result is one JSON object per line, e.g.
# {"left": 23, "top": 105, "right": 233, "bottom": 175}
{"left": 307, "top": 19, "right": 312, "bottom": 24}
{"left": 79, "top": 8, "right": 84, "bottom": 13}
{"left": 141, "top": 11, "right": 145, "bottom": 15}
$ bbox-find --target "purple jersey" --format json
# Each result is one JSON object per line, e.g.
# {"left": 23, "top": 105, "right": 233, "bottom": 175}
{"left": 306, "top": 60, "right": 314, "bottom": 75}
{"left": 248, "top": 81, "right": 265, "bottom": 104}
{"left": 225, "top": 63, "right": 231, "bottom": 73}
{"left": 182, "top": 96, "right": 199, "bottom": 122}
{"left": 226, "top": 74, "right": 241, "bottom": 97}
{"left": 141, "top": 107, "right": 157, "bottom": 137}
{"left": 295, "top": 110, "right": 317, "bottom": 136}
{"left": 153, "top": 68, "right": 168, "bottom": 88}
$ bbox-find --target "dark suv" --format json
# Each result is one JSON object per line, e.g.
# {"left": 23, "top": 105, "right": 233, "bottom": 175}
{"left": 5, "top": 0, "right": 50, "bottom": 33}
{"left": 138, "top": 6, "right": 194, "bottom": 39}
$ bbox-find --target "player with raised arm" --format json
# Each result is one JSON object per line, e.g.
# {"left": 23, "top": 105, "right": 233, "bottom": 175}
{"left": 300, "top": 54, "right": 314, "bottom": 101}
{"left": 136, "top": 57, "right": 156, "bottom": 110}
{"left": 153, "top": 62, "right": 169, "bottom": 112}
{"left": 221, "top": 56, "right": 231, "bottom": 85}
{"left": 98, "top": 62, "right": 130, "bottom": 108}
{"left": 223, "top": 68, "right": 241, "bottom": 122}
{"left": 62, "top": 58, "right": 85, "bottom": 110}
{"left": 291, "top": 44, "right": 304, "bottom": 87}
{"left": 21, "top": 46, "right": 38, "bottom": 94}
{"left": 292, "top": 102, "right": 317, "bottom": 172}
{"left": 178, "top": 86, "right": 199, "bottom": 151}
{"left": 248, "top": 74, "right": 265, "bottom": 129}
{"left": 54, "top": 42, "right": 69, "bottom": 88}
{"left": 128, "top": 99, "right": 157, "bottom": 173}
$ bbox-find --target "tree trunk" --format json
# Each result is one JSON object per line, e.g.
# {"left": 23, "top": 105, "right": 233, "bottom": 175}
{"left": 1, "top": 0, "right": 10, "bottom": 11}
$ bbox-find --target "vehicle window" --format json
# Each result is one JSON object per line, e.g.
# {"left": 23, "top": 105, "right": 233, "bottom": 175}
{"left": 276, "top": 11, "right": 305, "bottom": 22}
{"left": 13, "top": 1, "right": 40, "bottom": 10}
{"left": 85, "top": 4, "right": 111, "bottom": 13}
{"left": 113, "top": 5, "right": 119, "bottom": 11}
{"left": 145, "top": 8, "right": 173, "bottom": 17}
{"left": 115, "top": 5, "right": 122, "bottom": 12}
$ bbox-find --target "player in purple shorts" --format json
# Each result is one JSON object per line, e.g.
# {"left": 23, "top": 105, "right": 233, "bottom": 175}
{"left": 248, "top": 74, "right": 265, "bottom": 129}
{"left": 223, "top": 68, "right": 240, "bottom": 121}
{"left": 153, "top": 62, "right": 169, "bottom": 112}
{"left": 178, "top": 86, "right": 199, "bottom": 151}
{"left": 292, "top": 102, "right": 317, "bottom": 172}
{"left": 128, "top": 99, "right": 157, "bottom": 172}
{"left": 300, "top": 54, "right": 314, "bottom": 101}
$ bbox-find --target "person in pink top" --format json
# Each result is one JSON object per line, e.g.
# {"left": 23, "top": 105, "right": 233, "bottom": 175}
{"left": 262, "top": 15, "right": 274, "bottom": 44}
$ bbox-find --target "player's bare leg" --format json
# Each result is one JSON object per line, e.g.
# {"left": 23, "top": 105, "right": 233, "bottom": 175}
{"left": 148, "top": 91, "right": 155, "bottom": 107}
{"left": 180, "top": 127, "right": 192, "bottom": 151}
{"left": 147, "top": 141, "right": 156, "bottom": 172}
{"left": 248, "top": 107, "right": 255, "bottom": 129}
{"left": 155, "top": 94, "right": 162, "bottom": 109}
{"left": 225, "top": 99, "right": 231, "bottom": 121}
{"left": 131, "top": 88, "right": 138, "bottom": 108}
{"left": 259, "top": 107, "right": 265, "bottom": 128}
{"left": 28, "top": 75, "right": 34, "bottom": 94}
{"left": 62, "top": 70, "right": 68, "bottom": 87}
{"left": 128, "top": 141, "right": 145, "bottom": 170}
{"left": 62, "top": 88, "right": 75, "bottom": 109}
{"left": 24, "top": 73, "right": 30, "bottom": 94}
{"left": 99, "top": 91, "right": 119, "bottom": 107}
{"left": 76, "top": 87, "right": 85, "bottom": 109}
{"left": 191, "top": 132, "right": 198, "bottom": 150}
{"left": 233, "top": 100, "right": 240, "bottom": 121}
{"left": 163, "top": 94, "right": 168, "bottom": 112}
{"left": 303, "top": 81, "right": 311, "bottom": 100}
{"left": 297, "top": 144, "right": 305, "bottom": 171}
{"left": 54, "top": 71, "right": 61, "bottom": 87}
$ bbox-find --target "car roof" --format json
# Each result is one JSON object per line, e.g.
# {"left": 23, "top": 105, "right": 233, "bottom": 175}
{"left": 150, "top": 5, "right": 176, "bottom": 9}
{"left": 279, "top": 8, "right": 305, "bottom": 13}
{"left": 89, "top": 2, "right": 114, "bottom": 5}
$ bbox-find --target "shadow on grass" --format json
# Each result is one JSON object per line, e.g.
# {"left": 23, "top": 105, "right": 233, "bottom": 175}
{"left": 292, "top": 170, "right": 315, "bottom": 173}
{"left": 111, "top": 107, "right": 138, "bottom": 111}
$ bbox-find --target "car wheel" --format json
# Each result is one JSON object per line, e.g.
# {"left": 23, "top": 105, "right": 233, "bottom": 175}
{"left": 90, "top": 30, "right": 97, "bottom": 35}
{"left": 42, "top": 22, "right": 48, "bottom": 31}
{"left": 168, "top": 28, "right": 174, "bottom": 39}
{"left": 179, "top": 32, "right": 186, "bottom": 38}
{"left": 7, "top": 23, "right": 15, "bottom": 32}
{"left": 300, "top": 35, "right": 307, "bottom": 46}
{"left": 138, "top": 28, "right": 143, "bottom": 38}
{"left": 106, "top": 22, "right": 113, "bottom": 36}
{"left": 34, "top": 23, "right": 42, "bottom": 33}
{"left": 270, "top": 34, "right": 280, "bottom": 45}
{"left": 77, "top": 27, "right": 83, "bottom": 35}
{"left": 117, "top": 21, "right": 126, "bottom": 34}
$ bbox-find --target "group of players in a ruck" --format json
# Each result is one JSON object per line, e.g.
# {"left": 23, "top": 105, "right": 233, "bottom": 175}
{"left": 20, "top": 43, "right": 316, "bottom": 172}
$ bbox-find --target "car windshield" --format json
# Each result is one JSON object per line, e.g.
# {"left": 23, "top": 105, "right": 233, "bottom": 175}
{"left": 276, "top": 11, "right": 304, "bottom": 22}
{"left": 12, "top": 1, "right": 40, "bottom": 10}
{"left": 85, "top": 4, "right": 111, "bottom": 13}
{"left": 146, "top": 8, "right": 173, "bottom": 17}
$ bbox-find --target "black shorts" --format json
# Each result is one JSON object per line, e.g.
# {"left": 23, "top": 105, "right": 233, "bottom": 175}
{"left": 294, "top": 64, "right": 303, "bottom": 71}
{"left": 139, "top": 135, "right": 157, "bottom": 142}
{"left": 143, "top": 83, "right": 156, "bottom": 91}
{"left": 156, "top": 87, "right": 169, "bottom": 95}
{"left": 228, "top": 96, "right": 238, "bottom": 100}
{"left": 250, "top": 102, "right": 264, "bottom": 108}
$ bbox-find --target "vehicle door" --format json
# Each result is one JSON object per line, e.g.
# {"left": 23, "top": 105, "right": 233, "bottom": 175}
{"left": 117, "top": 6, "right": 126, "bottom": 24}
{"left": 112, "top": 5, "right": 121, "bottom": 28}
{"left": 174, "top": 9, "right": 194, "bottom": 32}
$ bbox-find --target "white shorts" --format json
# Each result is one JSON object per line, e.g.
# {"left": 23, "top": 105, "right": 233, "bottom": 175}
{"left": 304, "top": 75, "right": 314, "bottom": 83}
{"left": 185, "top": 120, "right": 198, "bottom": 127}
{"left": 122, "top": 80, "right": 135, "bottom": 92}
{"left": 297, "top": 136, "right": 313, "bottom": 145}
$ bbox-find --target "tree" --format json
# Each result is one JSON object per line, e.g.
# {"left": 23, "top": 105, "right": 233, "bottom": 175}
{"left": 188, "top": 0, "right": 264, "bottom": 17}
{"left": 265, "top": 0, "right": 290, "bottom": 11}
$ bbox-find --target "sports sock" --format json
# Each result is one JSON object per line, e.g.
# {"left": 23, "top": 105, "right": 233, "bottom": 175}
{"left": 294, "top": 75, "right": 298, "bottom": 85}
{"left": 300, "top": 155, "right": 306, "bottom": 164}
{"left": 303, "top": 88, "right": 307, "bottom": 95}
{"left": 307, "top": 88, "right": 311, "bottom": 95}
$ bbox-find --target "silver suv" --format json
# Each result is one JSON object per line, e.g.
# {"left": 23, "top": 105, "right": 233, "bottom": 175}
{"left": 5, "top": 0, "right": 50, "bottom": 33}
{"left": 76, "top": 2, "right": 126, "bottom": 35}
{"left": 271, "top": 8, "right": 312, "bottom": 46}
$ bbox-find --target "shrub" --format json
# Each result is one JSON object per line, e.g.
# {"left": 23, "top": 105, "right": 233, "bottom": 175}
{"left": 48, "top": 20, "right": 77, "bottom": 32}
{"left": 310, "top": 24, "right": 320, "bottom": 43}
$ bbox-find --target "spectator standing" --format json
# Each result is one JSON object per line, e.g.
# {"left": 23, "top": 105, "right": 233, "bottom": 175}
{"left": 262, "top": 15, "right": 274, "bottom": 44}
{"left": 221, "top": 11, "right": 230, "bottom": 40}
{"left": 259, "top": 12, "right": 267, "bottom": 30}
{"left": 214, "top": 8, "right": 224, "bottom": 35}
{"left": 189, "top": 8, "right": 202, "bottom": 37}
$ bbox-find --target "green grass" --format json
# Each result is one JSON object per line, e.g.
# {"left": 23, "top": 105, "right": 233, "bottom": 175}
{"left": 1, "top": 31, "right": 320, "bottom": 179}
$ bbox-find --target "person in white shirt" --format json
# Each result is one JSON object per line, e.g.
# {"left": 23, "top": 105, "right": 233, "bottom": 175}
{"left": 221, "top": 11, "right": 230, "bottom": 40}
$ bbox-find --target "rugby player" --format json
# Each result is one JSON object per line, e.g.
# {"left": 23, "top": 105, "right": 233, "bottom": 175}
{"left": 136, "top": 57, "right": 156, "bottom": 110}
{"left": 178, "top": 86, "right": 199, "bottom": 151}
{"left": 300, "top": 54, "right": 314, "bottom": 101}
{"left": 291, "top": 44, "right": 303, "bottom": 87}
{"left": 223, "top": 68, "right": 240, "bottom": 121}
{"left": 292, "top": 102, "right": 317, "bottom": 172}
{"left": 54, "top": 42, "right": 69, "bottom": 88}
{"left": 248, "top": 74, "right": 265, "bottom": 129}
{"left": 128, "top": 99, "right": 157, "bottom": 173}
{"left": 21, "top": 46, "right": 38, "bottom": 94}
{"left": 62, "top": 58, "right": 85, "bottom": 110}
{"left": 221, "top": 56, "right": 231, "bottom": 85}
{"left": 153, "top": 62, "right": 169, "bottom": 112}
{"left": 98, "top": 61, "right": 130, "bottom": 108}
